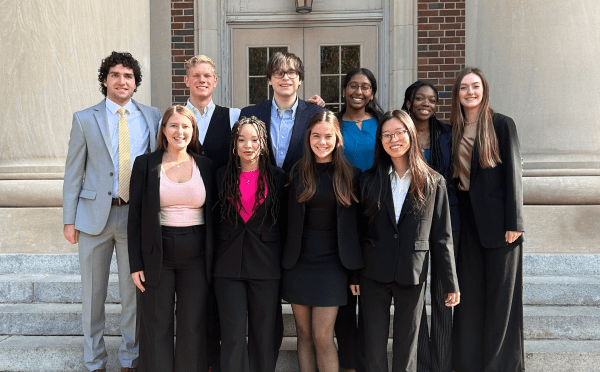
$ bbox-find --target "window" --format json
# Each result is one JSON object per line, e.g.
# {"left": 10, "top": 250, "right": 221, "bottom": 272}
{"left": 319, "top": 45, "right": 360, "bottom": 112}
{"left": 248, "top": 46, "right": 288, "bottom": 105}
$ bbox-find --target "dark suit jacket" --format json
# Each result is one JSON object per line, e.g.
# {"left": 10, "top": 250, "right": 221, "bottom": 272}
{"left": 213, "top": 165, "right": 286, "bottom": 280}
{"left": 127, "top": 150, "right": 215, "bottom": 286}
{"left": 239, "top": 99, "right": 325, "bottom": 172}
{"left": 359, "top": 170, "right": 459, "bottom": 293}
{"left": 282, "top": 166, "right": 364, "bottom": 271}
{"left": 467, "top": 112, "right": 524, "bottom": 248}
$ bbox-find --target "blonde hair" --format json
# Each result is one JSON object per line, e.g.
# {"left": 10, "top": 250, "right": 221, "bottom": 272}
{"left": 185, "top": 55, "right": 216, "bottom": 77}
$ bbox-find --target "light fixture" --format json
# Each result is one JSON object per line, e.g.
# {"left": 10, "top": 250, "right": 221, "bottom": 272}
{"left": 295, "top": 0, "right": 313, "bottom": 14}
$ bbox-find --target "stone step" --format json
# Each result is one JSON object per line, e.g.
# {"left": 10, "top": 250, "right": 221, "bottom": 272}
{"left": 0, "top": 336, "right": 598, "bottom": 372}
{"left": 2, "top": 253, "right": 599, "bottom": 276}
{"left": 2, "top": 273, "right": 599, "bottom": 306}
{"left": 1, "top": 303, "right": 599, "bottom": 341}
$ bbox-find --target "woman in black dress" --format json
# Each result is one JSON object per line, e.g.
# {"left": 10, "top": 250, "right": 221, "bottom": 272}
{"left": 402, "top": 81, "right": 459, "bottom": 372}
{"left": 281, "top": 110, "right": 363, "bottom": 372}
{"left": 213, "top": 116, "right": 286, "bottom": 372}
{"left": 450, "top": 67, "right": 524, "bottom": 372}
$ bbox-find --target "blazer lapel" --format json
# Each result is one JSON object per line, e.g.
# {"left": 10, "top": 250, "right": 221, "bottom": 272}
{"left": 283, "top": 99, "right": 308, "bottom": 169}
{"left": 93, "top": 100, "right": 113, "bottom": 163}
{"left": 261, "top": 100, "right": 277, "bottom": 167}
{"left": 147, "top": 151, "right": 163, "bottom": 246}
{"left": 470, "top": 138, "right": 480, "bottom": 183}
{"left": 397, "top": 192, "right": 414, "bottom": 225}
{"left": 383, "top": 178, "right": 399, "bottom": 232}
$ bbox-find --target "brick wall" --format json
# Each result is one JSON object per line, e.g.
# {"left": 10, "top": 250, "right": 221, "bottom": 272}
{"left": 417, "top": 0, "right": 466, "bottom": 121}
{"left": 171, "top": 0, "right": 195, "bottom": 104}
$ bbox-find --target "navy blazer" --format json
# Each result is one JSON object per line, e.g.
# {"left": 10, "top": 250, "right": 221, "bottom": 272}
{"left": 127, "top": 150, "right": 215, "bottom": 286}
{"left": 466, "top": 112, "right": 524, "bottom": 248}
{"left": 239, "top": 99, "right": 324, "bottom": 173}
{"left": 213, "top": 165, "right": 286, "bottom": 280}
{"left": 282, "top": 166, "right": 364, "bottom": 271}
{"left": 359, "top": 170, "right": 459, "bottom": 293}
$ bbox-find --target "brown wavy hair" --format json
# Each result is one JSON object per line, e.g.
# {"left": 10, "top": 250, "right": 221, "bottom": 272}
{"left": 219, "top": 116, "right": 279, "bottom": 227}
{"left": 290, "top": 110, "right": 357, "bottom": 207}
{"left": 450, "top": 67, "right": 501, "bottom": 176}
{"left": 156, "top": 105, "right": 199, "bottom": 154}
{"left": 363, "top": 110, "right": 437, "bottom": 220}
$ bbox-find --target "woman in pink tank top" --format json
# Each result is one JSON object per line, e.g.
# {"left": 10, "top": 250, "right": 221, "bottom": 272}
{"left": 128, "top": 105, "right": 214, "bottom": 372}
{"left": 213, "top": 116, "right": 286, "bottom": 372}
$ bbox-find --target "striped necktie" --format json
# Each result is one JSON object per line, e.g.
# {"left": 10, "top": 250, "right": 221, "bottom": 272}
{"left": 117, "top": 108, "right": 131, "bottom": 202}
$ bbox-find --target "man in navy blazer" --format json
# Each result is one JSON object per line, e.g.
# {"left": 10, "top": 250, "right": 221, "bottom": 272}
{"left": 63, "top": 52, "right": 161, "bottom": 372}
{"left": 239, "top": 52, "right": 324, "bottom": 173}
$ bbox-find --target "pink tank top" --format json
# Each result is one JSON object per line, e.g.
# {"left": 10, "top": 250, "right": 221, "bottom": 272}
{"left": 239, "top": 169, "right": 267, "bottom": 222}
{"left": 160, "top": 160, "right": 206, "bottom": 226}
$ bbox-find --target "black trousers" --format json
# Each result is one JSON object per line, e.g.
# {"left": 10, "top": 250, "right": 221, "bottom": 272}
{"left": 417, "top": 232, "right": 459, "bottom": 372}
{"left": 207, "top": 282, "right": 221, "bottom": 367}
{"left": 452, "top": 191, "right": 524, "bottom": 372}
{"left": 138, "top": 225, "right": 209, "bottom": 372}
{"left": 214, "top": 277, "right": 280, "bottom": 372}
{"left": 334, "top": 286, "right": 366, "bottom": 371}
{"left": 360, "top": 276, "right": 425, "bottom": 372}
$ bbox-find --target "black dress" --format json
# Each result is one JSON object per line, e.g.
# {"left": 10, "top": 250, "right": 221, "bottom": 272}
{"left": 281, "top": 162, "right": 347, "bottom": 306}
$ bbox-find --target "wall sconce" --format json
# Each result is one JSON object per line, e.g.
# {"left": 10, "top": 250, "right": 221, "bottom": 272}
{"left": 295, "top": 0, "right": 313, "bottom": 14}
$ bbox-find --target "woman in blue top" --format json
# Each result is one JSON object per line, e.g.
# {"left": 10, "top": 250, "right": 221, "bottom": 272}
{"left": 402, "top": 81, "right": 459, "bottom": 372}
{"left": 334, "top": 67, "right": 383, "bottom": 372}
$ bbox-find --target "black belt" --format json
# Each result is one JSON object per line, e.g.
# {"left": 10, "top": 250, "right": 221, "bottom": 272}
{"left": 111, "top": 198, "right": 128, "bottom": 206}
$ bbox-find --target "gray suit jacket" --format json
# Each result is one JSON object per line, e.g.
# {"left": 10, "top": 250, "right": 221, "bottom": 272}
{"left": 63, "top": 99, "right": 161, "bottom": 235}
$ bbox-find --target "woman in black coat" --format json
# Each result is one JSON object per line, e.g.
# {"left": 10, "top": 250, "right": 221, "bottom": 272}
{"left": 213, "top": 116, "right": 285, "bottom": 372}
{"left": 358, "top": 110, "right": 460, "bottom": 372}
{"left": 281, "top": 110, "right": 364, "bottom": 372}
{"left": 402, "top": 81, "right": 460, "bottom": 372}
{"left": 128, "top": 105, "right": 214, "bottom": 372}
{"left": 450, "top": 67, "right": 524, "bottom": 372}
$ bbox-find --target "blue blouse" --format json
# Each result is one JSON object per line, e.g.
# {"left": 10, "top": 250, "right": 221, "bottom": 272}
{"left": 341, "top": 117, "right": 378, "bottom": 172}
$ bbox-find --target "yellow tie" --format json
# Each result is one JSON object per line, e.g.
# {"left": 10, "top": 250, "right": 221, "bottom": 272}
{"left": 117, "top": 108, "right": 131, "bottom": 202}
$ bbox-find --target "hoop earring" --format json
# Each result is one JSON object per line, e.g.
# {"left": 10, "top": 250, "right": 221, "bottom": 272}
{"left": 232, "top": 147, "right": 237, "bottom": 155}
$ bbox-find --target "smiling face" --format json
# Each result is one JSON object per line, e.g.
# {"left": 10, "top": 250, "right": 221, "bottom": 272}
{"left": 310, "top": 121, "right": 337, "bottom": 163}
{"left": 381, "top": 117, "right": 410, "bottom": 160}
{"left": 409, "top": 86, "right": 437, "bottom": 122}
{"left": 236, "top": 123, "right": 261, "bottom": 165}
{"left": 103, "top": 64, "right": 136, "bottom": 106}
{"left": 163, "top": 112, "right": 194, "bottom": 151}
{"left": 185, "top": 62, "right": 218, "bottom": 101}
{"left": 459, "top": 73, "right": 484, "bottom": 113}
{"left": 343, "top": 72, "right": 373, "bottom": 112}
{"left": 268, "top": 63, "right": 301, "bottom": 101}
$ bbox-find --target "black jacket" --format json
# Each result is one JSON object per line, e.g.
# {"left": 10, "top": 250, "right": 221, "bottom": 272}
{"left": 128, "top": 150, "right": 215, "bottom": 285}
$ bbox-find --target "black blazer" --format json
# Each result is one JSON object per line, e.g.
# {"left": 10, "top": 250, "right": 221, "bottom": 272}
{"left": 359, "top": 170, "right": 459, "bottom": 293}
{"left": 282, "top": 166, "right": 364, "bottom": 271}
{"left": 466, "top": 112, "right": 524, "bottom": 248}
{"left": 239, "top": 99, "right": 325, "bottom": 172}
{"left": 213, "top": 165, "right": 286, "bottom": 280}
{"left": 127, "top": 150, "right": 215, "bottom": 286}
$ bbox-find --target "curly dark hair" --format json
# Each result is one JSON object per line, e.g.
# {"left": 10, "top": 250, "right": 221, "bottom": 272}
{"left": 97, "top": 51, "right": 142, "bottom": 97}
{"left": 219, "top": 116, "right": 279, "bottom": 228}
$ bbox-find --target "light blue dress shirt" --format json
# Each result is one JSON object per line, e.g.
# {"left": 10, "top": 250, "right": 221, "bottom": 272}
{"left": 186, "top": 99, "right": 241, "bottom": 144}
{"left": 270, "top": 97, "right": 299, "bottom": 168}
{"left": 389, "top": 166, "right": 412, "bottom": 222}
{"left": 105, "top": 98, "right": 150, "bottom": 199}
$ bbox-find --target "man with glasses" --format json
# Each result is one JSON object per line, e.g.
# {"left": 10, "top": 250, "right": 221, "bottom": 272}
{"left": 240, "top": 52, "right": 325, "bottom": 173}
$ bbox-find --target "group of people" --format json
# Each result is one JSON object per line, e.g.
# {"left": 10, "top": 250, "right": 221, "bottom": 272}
{"left": 63, "top": 50, "right": 524, "bottom": 372}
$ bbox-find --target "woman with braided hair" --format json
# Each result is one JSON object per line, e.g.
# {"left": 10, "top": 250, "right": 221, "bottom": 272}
{"left": 213, "top": 116, "right": 286, "bottom": 372}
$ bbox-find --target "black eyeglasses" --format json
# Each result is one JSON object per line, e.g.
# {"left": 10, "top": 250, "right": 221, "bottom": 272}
{"left": 272, "top": 70, "right": 299, "bottom": 79}
{"left": 381, "top": 130, "right": 408, "bottom": 142}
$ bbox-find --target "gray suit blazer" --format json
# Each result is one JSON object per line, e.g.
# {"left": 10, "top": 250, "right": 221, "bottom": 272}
{"left": 63, "top": 99, "right": 161, "bottom": 235}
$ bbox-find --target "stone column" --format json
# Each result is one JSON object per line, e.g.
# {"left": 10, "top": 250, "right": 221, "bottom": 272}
{"left": 465, "top": 0, "right": 600, "bottom": 253}
{"left": 0, "top": 0, "right": 151, "bottom": 253}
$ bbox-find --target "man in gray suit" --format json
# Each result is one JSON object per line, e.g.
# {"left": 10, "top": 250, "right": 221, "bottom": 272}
{"left": 63, "top": 51, "right": 161, "bottom": 372}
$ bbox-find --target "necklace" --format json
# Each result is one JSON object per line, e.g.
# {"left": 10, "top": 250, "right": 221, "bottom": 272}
{"left": 464, "top": 119, "right": 478, "bottom": 125}
{"left": 166, "top": 153, "right": 186, "bottom": 168}
{"left": 240, "top": 170, "right": 257, "bottom": 185}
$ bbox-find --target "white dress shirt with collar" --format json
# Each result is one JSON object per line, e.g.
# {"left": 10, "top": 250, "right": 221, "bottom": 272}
{"left": 389, "top": 166, "right": 412, "bottom": 223}
{"left": 186, "top": 99, "right": 241, "bottom": 144}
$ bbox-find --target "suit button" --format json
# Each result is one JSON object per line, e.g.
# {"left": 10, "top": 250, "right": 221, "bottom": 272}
{"left": 108, "top": 191, "right": 112, "bottom": 196}
{"left": 394, "top": 234, "right": 398, "bottom": 239}
{"left": 201, "top": 151, "right": 205, "bottom": 155}
{"left": 109, "top": 172, "right": 113, "bottom": 176}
